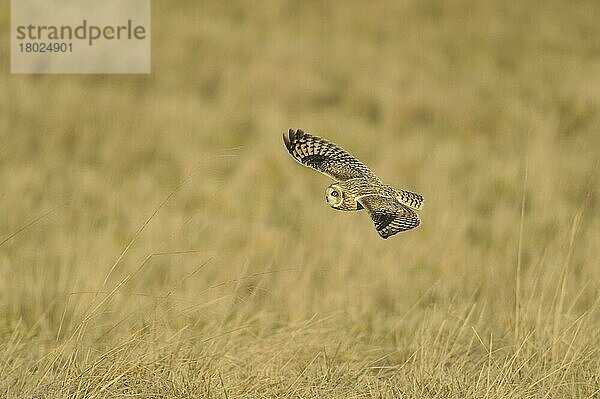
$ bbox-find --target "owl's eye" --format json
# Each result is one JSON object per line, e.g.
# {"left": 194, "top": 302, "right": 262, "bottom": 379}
{"left": 331, "top": 191, "right": 338, "bottom": 197}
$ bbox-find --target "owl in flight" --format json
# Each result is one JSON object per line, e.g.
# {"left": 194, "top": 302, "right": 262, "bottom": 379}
{"left": 283, "top": 129, "right": 424, "bottom": 239}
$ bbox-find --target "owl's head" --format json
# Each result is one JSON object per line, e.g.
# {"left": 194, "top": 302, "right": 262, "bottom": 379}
{"left": 325, "top": 184, "right": 344, "bottom": 209}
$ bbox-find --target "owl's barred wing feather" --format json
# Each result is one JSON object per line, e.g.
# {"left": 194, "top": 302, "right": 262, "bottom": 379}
{"left": 397, "top": 189, "right": 425, "bottom": 210}
{"left": 358, "top": 195, "right": 420, "bottom": 239}
{"left": 283, "top": 129, "right": 380, "bottom": 182}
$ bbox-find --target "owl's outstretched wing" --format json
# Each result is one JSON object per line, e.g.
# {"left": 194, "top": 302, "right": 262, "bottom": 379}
{"left": 358, "top": 195, "right": 421, "bottom": 239}
{"left": 283, "top": 129, "right": 380, "bottom": 182}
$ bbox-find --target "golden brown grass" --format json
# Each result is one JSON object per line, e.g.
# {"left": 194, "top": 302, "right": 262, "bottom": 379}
{"left": 1, "top": 1, "right": 599, "bottom": 397}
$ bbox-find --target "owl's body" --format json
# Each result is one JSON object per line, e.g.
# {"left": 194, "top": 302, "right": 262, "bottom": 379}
{"left": 283, "top": 129, "right": 424, "bottom": 239}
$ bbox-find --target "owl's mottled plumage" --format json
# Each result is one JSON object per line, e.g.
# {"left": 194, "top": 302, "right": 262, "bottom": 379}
{"left": 283, "top": 129, "right": 424, "bottom": 239}
{"left": 283, "top": 129, "right": 379, "bottom": 182}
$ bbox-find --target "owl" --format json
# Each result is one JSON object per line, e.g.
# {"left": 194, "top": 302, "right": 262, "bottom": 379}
{"left": 283, "top": 129, "right": 424, "bottom": 239}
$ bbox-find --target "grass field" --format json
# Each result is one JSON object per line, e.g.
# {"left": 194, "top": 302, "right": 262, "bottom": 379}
{"left": 1, "top": 1, "right": 600, "bottom": 397}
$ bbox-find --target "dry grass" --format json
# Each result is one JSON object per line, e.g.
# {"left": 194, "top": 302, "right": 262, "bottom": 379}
{"left": 1, "top": 1, "right": 600, "bottom": 397}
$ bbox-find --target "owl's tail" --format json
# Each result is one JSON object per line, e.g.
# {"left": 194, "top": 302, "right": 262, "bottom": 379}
{"left": 397, "top": 189, "right": 424, "bottom": 210}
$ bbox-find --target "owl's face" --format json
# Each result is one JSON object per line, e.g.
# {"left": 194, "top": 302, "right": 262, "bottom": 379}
{"left": 325, "top": 185, "right": 344, "bottom": 209}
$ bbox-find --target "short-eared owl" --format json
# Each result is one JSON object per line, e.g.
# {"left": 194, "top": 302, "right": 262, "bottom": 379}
{"left": 283, "top": 129, "right": 424, "bottom": 239}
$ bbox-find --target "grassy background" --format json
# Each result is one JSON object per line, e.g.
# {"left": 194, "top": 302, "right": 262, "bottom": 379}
{"left": 1, "top": 0, "right": 599, "bottom": 397}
